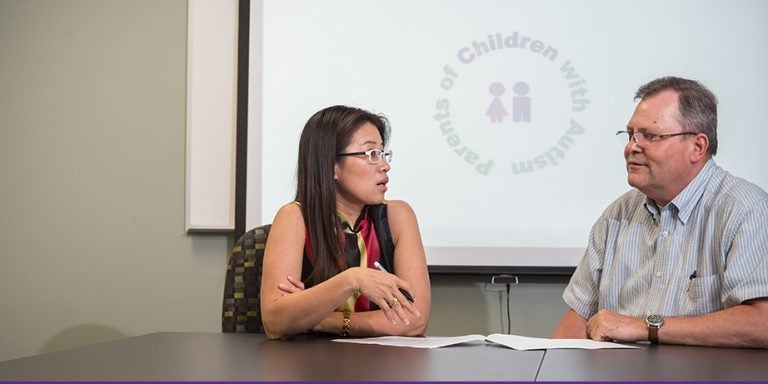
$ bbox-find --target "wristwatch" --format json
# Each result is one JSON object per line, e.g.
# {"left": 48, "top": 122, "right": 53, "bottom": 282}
{"left": 645, "top": 314, "right": 664, "bottom": 344}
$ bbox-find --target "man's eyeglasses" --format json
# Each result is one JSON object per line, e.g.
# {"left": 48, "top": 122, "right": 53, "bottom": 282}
{"left": 337, "top": 148, "right": 393, "bottom": 164}
{"left": 616, "top": 130, "right": 697, "bottom": 146}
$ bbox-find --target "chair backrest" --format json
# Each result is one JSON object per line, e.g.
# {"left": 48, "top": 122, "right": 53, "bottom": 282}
{"left": 222, "top": 224, "right": 271, "bottom": 333}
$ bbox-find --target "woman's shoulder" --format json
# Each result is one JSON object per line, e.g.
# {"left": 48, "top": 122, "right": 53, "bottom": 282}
{"left": 383, "top": 199, "right": 413, "bottom": 212}
{"left": 266, "top": 202, "right": 307, "bottom": 246}
{"left": 272, "top": 201, "right": 305, "bottom": 227}
{"left": 381, "top": 200, "right": 418, "bottom": 223}
{"left": 379, "top": 200, "right": 423, "bottom": 249}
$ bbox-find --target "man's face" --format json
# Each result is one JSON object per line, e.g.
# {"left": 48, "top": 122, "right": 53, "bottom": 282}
{"left": 624, "top": 89, "right": 698, "bottom": 206}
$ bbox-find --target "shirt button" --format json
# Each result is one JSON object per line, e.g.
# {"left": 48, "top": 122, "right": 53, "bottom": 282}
{"left": 655, "top": 272, "right": 662, "bottom": 277}
{"left": 662, "top": 231, "right": 669, "bottom": 237}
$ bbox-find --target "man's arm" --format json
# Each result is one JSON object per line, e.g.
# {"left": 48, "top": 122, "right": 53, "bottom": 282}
{"left": 552, "top": 309, "right": 588, "bottom": 339}
{"left": 659, "top": 298, "right": 768, "bottom": 348}
{"left": 587, "top": 298, "right": 768, "bottom": 348}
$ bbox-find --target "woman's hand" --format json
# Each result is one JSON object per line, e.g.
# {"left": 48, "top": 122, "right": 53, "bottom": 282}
{"left": 275, "top": 267, "right": 421, "bottom": 332}
{"left": 277, "top": 275, "right": 305, "bottom": 295}
{"left": 345, "top": 267, "right": 422, "bottom": 325}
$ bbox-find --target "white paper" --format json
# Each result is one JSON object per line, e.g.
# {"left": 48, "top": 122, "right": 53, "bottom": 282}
{"left": 332, "top": 334, "right": 640, "bottom": 350}
{"left": 485, "top": 334, "right": 639, "bottom": 351}
{"left": 332, "top": 335, "right": 486, "bottom": 348}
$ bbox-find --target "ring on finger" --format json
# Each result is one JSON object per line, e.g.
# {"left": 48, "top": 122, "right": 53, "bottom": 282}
{"left": 390, "top": 297, "right": 399, "bottom": 307}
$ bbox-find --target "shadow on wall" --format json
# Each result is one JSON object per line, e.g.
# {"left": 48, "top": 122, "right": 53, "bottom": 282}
{"left": 39, "top": 324, "right": 129, "bottom": 354}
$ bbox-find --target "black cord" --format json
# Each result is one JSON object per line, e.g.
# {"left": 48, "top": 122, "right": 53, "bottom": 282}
{"left": 506, "top": 283, "right": 512, "bottom": 334}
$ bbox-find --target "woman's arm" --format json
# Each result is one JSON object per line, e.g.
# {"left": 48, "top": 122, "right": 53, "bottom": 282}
{"left": 305, "top": 201, "right": 431, "bottom": 337}
{"left": 260, "top": 203, "right": 348, "bottom": 339}
{"left": 381, "top": 200, "right": 431, "bottom": 335}
{"left": 260, "top": 202, "right": 423, "bottom": 339}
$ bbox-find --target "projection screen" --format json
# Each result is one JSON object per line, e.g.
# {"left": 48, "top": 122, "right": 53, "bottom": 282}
{"left": 243, "top": 0, "right": 768, "bottom": 273}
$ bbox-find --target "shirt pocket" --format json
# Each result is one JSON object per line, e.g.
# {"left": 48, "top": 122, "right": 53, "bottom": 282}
{"left": 682, "top": 274, "right": 724, "bottom": 316}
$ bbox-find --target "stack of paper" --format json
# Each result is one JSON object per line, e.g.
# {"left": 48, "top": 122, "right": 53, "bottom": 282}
{"left": 332, "top": 333, "right": 640, "bottom": 350}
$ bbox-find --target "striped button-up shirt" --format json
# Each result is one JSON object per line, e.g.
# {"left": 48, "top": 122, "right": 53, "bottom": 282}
{"left": 564, "top": 160, "right": 768, "bottom": 319}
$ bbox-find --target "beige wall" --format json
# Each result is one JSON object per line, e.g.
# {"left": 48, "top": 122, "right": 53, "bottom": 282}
{"left": 0, "top": 0, "right": 569, "bottom": 362}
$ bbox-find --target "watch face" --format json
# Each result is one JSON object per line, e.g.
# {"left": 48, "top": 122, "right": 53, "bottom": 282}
{"left": 647, "top": 314, "right": 664, "bottom": 327}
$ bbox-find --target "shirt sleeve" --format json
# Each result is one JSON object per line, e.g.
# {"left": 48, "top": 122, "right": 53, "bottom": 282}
{"left": 562, "top": 209, "right": 611, "bottom": 319}
{"left": 722, "top": 198, "right": 768, "bottom": 306}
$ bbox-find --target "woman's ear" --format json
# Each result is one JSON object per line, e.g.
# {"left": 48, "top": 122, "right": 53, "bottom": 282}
{"left": 334, "top": 162, "right": 340, "bottom": 181}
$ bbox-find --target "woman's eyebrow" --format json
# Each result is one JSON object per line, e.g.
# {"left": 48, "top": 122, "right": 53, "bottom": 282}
{"left": 360, "top": 139, "right": 382, "bottom": 146}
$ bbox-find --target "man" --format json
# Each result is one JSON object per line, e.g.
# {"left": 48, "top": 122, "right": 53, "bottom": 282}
{"left": 553, "top": 76, "right": 768, "bottom": 348}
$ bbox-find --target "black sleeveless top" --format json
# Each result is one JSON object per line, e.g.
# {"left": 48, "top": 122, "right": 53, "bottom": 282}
{"left": 300, "top": 203, "right": 395, "bottom": 312}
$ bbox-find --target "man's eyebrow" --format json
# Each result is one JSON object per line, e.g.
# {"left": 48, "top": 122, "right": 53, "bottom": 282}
{"left": 627, "top": 126, "right": 651, "bottom": 133}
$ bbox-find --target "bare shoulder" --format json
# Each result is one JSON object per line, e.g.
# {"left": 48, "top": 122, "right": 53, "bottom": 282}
{"left": 384, "top": 201, "right": 427, "bottom": 272}
{"left": 385, "top": 200, "right": 422, "bottom": 242}
{"left": 270, "top": 202, "right": 305, "bottom": 236}
{"left": 274, "top": 202, "right": 304, "bottom": 222}
{"left": 263, "top": 202, "right": 306, "bottom": 267}
{"left": 385, "top": 200, "right": 418, "bottom": 223}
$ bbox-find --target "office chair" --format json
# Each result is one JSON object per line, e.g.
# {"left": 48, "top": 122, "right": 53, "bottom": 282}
{"left": 222, "top": 224, "right": 271, "bottom": 333}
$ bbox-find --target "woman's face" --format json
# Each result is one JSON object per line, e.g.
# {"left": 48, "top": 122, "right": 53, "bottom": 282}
{"left": 334, "top": 122, "right": 391, "bottom": 216}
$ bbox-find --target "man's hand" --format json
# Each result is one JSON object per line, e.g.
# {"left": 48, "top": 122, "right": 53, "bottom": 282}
{"left": 587, "top": 309, "right": 647, "bottom": 342}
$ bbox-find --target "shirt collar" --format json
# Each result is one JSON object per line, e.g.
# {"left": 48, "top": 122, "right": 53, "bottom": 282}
{"left": 645, "top": 159, "right": 716, "bottom": 225}
{"left": 338, "top": 206, "right": 370, "bottom": 234}
{"left": 672, "top": 159, "right": 716, "bottom": 224}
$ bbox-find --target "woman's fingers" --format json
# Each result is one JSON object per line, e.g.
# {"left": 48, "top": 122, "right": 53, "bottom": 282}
{"left": 399, "top": 294, "right": 421, "bottom": 318}
{"left": 278, "top": 275, "right": 305, "bottom": 294}
{"left": 376, "top": 297, "right": 398, "bottom": 324}
{"left": 388, "top": 296, "right": 410, "bottom": 325}
{"left": 380, "top": 292, "right": 421, "bottom": 325}
{"left": 278, "top": 282, "right": 300, "bottom": 294}
{"left": 286, "top": 275, "right": 305, "bottom": 289}
{"left": 355, "top": 267, "right": 421, "bottom": 324}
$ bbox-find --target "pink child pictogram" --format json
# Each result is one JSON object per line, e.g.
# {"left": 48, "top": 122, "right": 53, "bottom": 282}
{"left": 486, "top": 82, "right": 508, "bottom": 123}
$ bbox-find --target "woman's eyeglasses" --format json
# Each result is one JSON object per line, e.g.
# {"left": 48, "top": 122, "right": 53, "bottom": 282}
{"left": 337, "top": 148, "right": 393, "bottom": 164}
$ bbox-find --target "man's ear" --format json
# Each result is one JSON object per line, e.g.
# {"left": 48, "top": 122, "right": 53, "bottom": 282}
{"left": 690, "top": 132, "right": 709, "bottom": 163}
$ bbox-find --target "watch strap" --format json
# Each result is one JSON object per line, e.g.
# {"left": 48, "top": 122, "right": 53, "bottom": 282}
{"left": 648, "top": 325, "right": 659, "bottom": 344}
{"left": 646, "top": 314, "right": 663, "bottom": 344}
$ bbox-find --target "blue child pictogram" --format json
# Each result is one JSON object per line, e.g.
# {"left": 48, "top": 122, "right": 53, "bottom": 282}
{"left": 512, "top": 81, "right": 531, "bottom": 122}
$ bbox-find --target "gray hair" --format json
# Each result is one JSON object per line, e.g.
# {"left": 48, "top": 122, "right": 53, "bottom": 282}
{"left": 635, "top": 76, "right": 718, "bottom": 156}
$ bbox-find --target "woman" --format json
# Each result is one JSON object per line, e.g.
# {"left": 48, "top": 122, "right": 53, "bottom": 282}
{"left": 260, "top": 105, "right": 431, "bottom": 339}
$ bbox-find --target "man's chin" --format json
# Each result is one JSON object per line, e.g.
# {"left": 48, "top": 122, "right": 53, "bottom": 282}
{"left": 627, "top": 174, "right": 643, "bottom": 189}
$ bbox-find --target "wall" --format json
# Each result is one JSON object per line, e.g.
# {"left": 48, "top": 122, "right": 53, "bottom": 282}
{"left": 0, "top": 0, "right": 569, "bottom": 362}
{"left": 0, "top": 0, "right": 228, "bottom": 361}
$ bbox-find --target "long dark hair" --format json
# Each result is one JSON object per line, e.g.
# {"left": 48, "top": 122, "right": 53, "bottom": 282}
{"left": 295, "top": 105, "right": 390, "bottom": 287}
